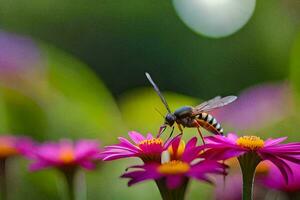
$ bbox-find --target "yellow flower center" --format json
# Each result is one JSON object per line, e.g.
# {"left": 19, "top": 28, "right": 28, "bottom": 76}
{"left": 59, "top": 148, "right": 75, "bottom": 164}
{"left": 0, "top": 143, "right": 18, "bottom": 158}
{"left": 236, "top": 136, "right": 264, "bottom": 150}
{"left": 158, "top": 160, "right": 190, "bottom": 175}
{"left": 138, "top": 138, "right": 163, "bottom": 146}
{"left": 168, "top": 140, "right": 185, "bottom": 158}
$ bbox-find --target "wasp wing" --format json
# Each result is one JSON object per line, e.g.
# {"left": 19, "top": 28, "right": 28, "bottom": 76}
{"left": 145, "top": 72, "right": 172, "bottom": 113}
{"left": 193, "top": 95, "right": 237, "bottom": 114}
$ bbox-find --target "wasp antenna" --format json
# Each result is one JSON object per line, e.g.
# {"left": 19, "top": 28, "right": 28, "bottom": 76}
{"left": 145, "top": 72, "right": 172, "bottom": 113}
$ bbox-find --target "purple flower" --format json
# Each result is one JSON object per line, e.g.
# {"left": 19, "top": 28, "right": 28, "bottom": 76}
{"left": 0, "top": 135, "right": 33, "bottom": 159}
{"left": 212, "top": 82, "right": 293, "bottom": 130}
{"left": 99, "top": 131, "right": 179, "bottom": 163}
{"left": 122, "top": 160, "right": 225, "bottom": 189}
{"left": 201, "top": 133, "right": 300, "bottom": 183}
{"left": 121, "top": 137, "right": 226, "bottom": 189}
{"left": 258, "top": 160, "right": 300, "bottom": 192}
{"left": 29, "top": 139, "right": 101, "bottom": 171}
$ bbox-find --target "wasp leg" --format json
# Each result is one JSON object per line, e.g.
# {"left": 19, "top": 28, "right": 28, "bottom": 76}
{"left": 166, "top": 126, "right": 175, "bottom": 141}
{"left": 157, "top": 125, "right": 167, "bottom": 138}
{"left": 194, "top": 120, "right": 205, "bottom": 144}
{"left": 177, "top": 124, "right": 183, "bottom": 134}
{"left": 196, "top": 127, "right": 205, "bottom": 144}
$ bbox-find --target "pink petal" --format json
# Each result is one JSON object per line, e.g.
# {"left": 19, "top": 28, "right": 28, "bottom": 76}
{"left": 146, "top": 133, "right": 153, "bottom": 140}
{"left": 101, "top": 152, "right": 136, "bottom": 161}
{"left": 227, "top": 133, "right": 239, "bottom": 142}
{"left": 104, "top": 145, "right": 139, "bottom": 153}
{"left": 29, "top": 161, "right": 51, "bottom": 171}
{"left": 185, "top": 137, "right": 198, "bottom": 150}
{"left": 264, "top": 137, "right": 287, "bottom": 147}
{"left": 118, "top": 137, "right": 140, "bottom": 151}
{"left": 128, "top": 131, "right": 146, "bottom": 144}
{"left": 79, "top": 161, "right": 96, "bottom": 170}
{"left": 260, "top": 153, "right": 292, "bottom": 183}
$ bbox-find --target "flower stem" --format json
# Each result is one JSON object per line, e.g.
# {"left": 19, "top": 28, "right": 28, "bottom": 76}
{"left": 155, "top": 179, "right": 189, "bottom": 200}
{"left": 238, "top": 152, "right": 261, "bottom": 200}
{"left": 62, "top": 168, "right": 77, "bottom": 200}
{"left": 0, "top": 159, "right": 7, "bottom": 200}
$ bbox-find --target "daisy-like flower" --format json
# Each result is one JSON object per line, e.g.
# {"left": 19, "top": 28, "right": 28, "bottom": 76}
{"left": 0, "top": 135, "right": 33, "bottom": 159}
{"left": 29, "top": 139, "right": 101, "bottom": 200}
{"left": 99, "top": 131, "right": 179, "bottom": 163}
{"left": 257, "top": 161, "right": 300, "bottom": 198}
{"left": 0, "top": 135, "right": 33, "bottom": 200}
{"left": 29, "top": 139, "right": 101, "bottom": 171}
{"left": 201, "top": 133, "right": 300, "bottom": 200}
{"left": 121, "top": 137, "right": 226, "bottom": 200}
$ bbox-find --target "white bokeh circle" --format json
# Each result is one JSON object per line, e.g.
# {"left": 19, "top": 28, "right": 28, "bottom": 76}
{"left": 173, "top": 0, "right": 256, "bottom": 38}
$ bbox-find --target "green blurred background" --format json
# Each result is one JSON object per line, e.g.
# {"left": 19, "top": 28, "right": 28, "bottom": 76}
{"left": 0, "top": 0, "right": 300, "bottom": 199}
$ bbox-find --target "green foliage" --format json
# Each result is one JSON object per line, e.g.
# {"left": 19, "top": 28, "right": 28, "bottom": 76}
{"left": 119, "top": 88, "right": 198, "bottom": 134}
{"left": 0, "top": 44, "right": 125, "bottom": 142}
{"left": 40, "top": 44, "right": 125, "bottom": 141}
{"left": 290, "top": 32, "right": 300, "bottom": 100}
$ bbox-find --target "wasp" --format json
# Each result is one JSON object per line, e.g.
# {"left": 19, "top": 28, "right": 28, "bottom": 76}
{"left": 145, "top": 72, "right": 237, "bottom": 142}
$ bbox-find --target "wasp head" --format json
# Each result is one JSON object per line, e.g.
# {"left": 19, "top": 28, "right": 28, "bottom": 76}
{"left": 165, "top": 113, "right": 176, "bottom": 126}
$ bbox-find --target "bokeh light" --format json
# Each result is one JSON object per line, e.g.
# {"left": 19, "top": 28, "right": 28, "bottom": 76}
{"left": 173, "top": 0, "right": 256, "bottom": 37}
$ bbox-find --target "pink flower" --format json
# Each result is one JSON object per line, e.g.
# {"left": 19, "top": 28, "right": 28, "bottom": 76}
{"left": 201, "top": 133, "right": 300, "bottom": 182}
{"left": 0, "top": 135, "right": 33, "bottom": 159}
{"left": 29, "top": 139, "right": 101, "bottom": 171}
{"left": 258, "top": 161, "right": 300, "bottom": 192}
{"left": 99, "top": 131, "right": 179, "bottom": 163}
{"left": 122, "top": 160, "right": 225, "bottom": 189}
{"left": 121, "top": 137, "right": 226, "bottom": 189}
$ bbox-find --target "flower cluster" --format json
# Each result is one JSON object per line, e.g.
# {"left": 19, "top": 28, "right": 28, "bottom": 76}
{"left": 0, "top": 134, "right": 102, "bottom": 200}
{"left": 100, "top": 130, "right": 300, "bottom": 200}
{"left": 0, "top": 135, "right": 33, "bottom": 159}
{"left": 100, "top": 131, "right": 227, "bottom": 199}
{"left": 201, "top": 133, "right": 300, "bottom": 183}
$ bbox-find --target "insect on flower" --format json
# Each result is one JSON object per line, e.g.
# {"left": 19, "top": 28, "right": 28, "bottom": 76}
{"left": 121, "top": 136, "right": 227, "bottom": 199}
{"left": 99, "top": 131, "right": 181, "bottom": 163}
{"left": 145, "top": 72, "right": 237, "bottom": 142}
{"left": 201, "top": 133, "right": 300, "bottom": 183}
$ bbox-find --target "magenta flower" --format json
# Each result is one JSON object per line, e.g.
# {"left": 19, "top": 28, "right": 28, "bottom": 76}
{"left": 201, "top": 133, "right": 300, "bottom": 200}
{"left": 122, "top": 160, "right": 225, "bottom": 189}
{"left": 29, "top": 139, "right": 101, "bottom": 200}
{"left": 99, "top": 131, "right": 179, "bottom": 163}
{"left": 0, "top": 135, "right": 33, "bottom": 159}
{"left": 29, "top": 139, "right": 101, "bottom": 171}
{"left": 0, "top": 135, "right": 33, "bottom": 200}
{"left": 258, "top": 161, "right": 300, "bottom": 193}
{"left": 121, "top": 136, "right": 226, "bottom": 200}
{"left": 202, "top": 133, "right": 300, "bottom": 182}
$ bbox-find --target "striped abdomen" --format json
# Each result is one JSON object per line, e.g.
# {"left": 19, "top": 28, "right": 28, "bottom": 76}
{"left": 197, "top": 112, "right": 223, "bottom": 135}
